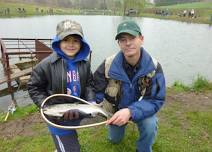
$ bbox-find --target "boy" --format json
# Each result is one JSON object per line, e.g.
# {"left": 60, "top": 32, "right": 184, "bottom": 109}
{"left": 28, "top": 19, "right": 95, "bottom": 152}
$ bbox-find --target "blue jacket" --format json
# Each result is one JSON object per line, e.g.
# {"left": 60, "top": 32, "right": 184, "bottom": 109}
{"left": 94, "top": 48, "right": 166, "bottom": 122}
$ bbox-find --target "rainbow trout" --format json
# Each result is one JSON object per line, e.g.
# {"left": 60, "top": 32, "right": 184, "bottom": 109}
{"left": 43, "top": 103, "right": 110, "bottom": 118}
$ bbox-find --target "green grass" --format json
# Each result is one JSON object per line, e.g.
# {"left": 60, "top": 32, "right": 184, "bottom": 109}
{"left": 157, "top": 100, "right": 212, "bottom": 152}
{"left": 171, "top": 75, "right": 212, "bottom": 92}
{"left": 158, "top": 2, "right": 212, "bottom": 9}
{"left": 0, "top": 2, "right": 80, "bottom": 17}
{"left": 79, "top": 125, "right": 138, "bottom": 152}
{"left": 1, "top": 1, "right": 212, "bottom": 24}
{"left": 0, "top": 135, "right": 54, "bottom": 152}
{"left": 0, "top": 104, "right": 38, "bottom": 122}
{"left": 192, "top": 75, "right": 212, "bottom": 91}
{"left": 0, "top": 78, "right": 212, "bottom": 151}
{"left": 1, "top": 98, "right": 211, "bottom": 152}
{"left": 172, "top": 81, "right": 190, "bottom": 92}
{"left": 142, "top": 2, "right": 212, "bottom": 24}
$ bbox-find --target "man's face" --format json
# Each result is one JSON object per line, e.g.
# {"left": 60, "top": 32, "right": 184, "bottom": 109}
{"left": 118, "top": 33, "right": 143, "bottom": 58}
{"left": 60, "top": 35, "right": 81, "bottom": 57}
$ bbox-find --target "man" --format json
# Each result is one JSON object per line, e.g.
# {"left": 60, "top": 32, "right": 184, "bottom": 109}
{"left": 93, "top": 20, "right": 166, "bottom": 152}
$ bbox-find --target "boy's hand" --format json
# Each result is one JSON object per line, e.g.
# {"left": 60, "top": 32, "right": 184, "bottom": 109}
{"left": 63, "top": 109, "right": 80, "bottom": 120}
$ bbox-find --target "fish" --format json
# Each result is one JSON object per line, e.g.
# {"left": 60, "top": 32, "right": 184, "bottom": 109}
{"left": 42, "top": 103, "right": 110, "bottom": 118}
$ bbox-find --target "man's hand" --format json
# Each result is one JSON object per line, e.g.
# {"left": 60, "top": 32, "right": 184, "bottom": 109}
{"left": 106, "top": 108, "right": 131, "bottom": 126}
{"left": 63, "top": 109, "right": 79, "bottom": 120}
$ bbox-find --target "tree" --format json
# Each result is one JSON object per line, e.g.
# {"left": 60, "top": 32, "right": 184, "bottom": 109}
{"left": 100, "top": 0, "right": 107, "bottom": 10}
{"left": 123, "top": 0, "right": 145, "bottom": 15}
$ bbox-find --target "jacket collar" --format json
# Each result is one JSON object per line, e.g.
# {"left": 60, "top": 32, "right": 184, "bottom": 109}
{"left": 108, "top": 48, "right": 156, "bottom": 82}
{"left": 50, "top": 52, "right": 62, "bottom": 63}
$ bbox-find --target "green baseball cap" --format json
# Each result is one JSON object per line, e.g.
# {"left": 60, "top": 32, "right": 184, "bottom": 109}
{"left": 56, "top": 20, "right": 84, "bottom": 40}
{"left": 115, "top": 20, "right": 141, "bottom": 40}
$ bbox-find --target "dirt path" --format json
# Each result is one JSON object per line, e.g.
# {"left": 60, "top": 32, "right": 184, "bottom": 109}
{"left": 166, "top": 90, "right": 212, "bottom": 111}
{"left": 0, "top": 112, "right": 46, "bottom": 139}
{"left": 0, "top": 91, "right": 212, "bottom": 139}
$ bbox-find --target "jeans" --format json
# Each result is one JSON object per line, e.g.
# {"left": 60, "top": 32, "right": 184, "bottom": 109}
{"left": 108, "top": 115, "right": 158, "bottom": 152}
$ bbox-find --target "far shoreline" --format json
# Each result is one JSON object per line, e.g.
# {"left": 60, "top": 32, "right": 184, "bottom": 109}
{"left": 0, "top": 13, "right": 211, "bottom": 25}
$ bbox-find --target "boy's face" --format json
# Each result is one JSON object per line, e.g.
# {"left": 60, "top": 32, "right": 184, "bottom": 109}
{"left": 60, "top": 35, "right": 81, "bottom": 57}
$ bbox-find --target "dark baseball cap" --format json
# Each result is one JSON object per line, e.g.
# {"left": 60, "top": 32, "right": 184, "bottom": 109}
{"left": 56, "top": 20, "right": 84, "bottom": 40}
{"left": 115, "top": 20, "right": 141, "bottom": 40}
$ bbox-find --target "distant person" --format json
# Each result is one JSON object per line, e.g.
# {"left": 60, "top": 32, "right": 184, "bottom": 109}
{"left": 93, "top": 20, "right": 166, "bottom": 152}
{"left": 5, "top": 8, "right": 10, "bottom": 15}
{"left": 190, "top": 9, "right": 195, "bottom": 18}
{"left": 17, "top": 8, "right": 21, "bottom": 13}
{"left": 35, "top": 8, "right": 39, "bottom": 13}
{"left": 28, "top": 19, "right": 95, "bottom": 152}
{"left": 183, "top": 9, "right": 187, "bottom": 17}
{"left": 210, "top": 15, "right": 212, "bottom": 22}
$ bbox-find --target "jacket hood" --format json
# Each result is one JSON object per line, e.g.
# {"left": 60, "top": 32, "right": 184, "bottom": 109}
{"left": 51, "top": 36, "right": 90, "bottom": 62}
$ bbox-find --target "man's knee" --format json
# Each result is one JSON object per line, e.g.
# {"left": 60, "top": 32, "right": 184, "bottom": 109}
{"left": 138, "top": 116, "right": 158, "bottom": 134}
{"left": 108, "top": 133, "right": 124, "bottom": 144}
{"left": 108, "top": 132, "right": 124, "bottom": 144}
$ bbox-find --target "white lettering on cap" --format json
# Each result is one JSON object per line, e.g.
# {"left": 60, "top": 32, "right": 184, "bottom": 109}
{"left": 63, "top": 21, "right": 76, "bottom": 30}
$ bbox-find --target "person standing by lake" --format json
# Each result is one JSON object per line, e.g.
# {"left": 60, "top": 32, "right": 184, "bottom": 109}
{"left": 93, "top": 20, "right": 166, "bottom": 152}
{"left": 28, "top": 19, "right": 95, "bottom": 152}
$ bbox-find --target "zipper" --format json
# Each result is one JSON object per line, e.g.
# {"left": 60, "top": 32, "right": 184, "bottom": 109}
{"left": 130, "top": 83, "right": 133, "bottom": 89}
{"left": 77, "top": 64, "right": 81, "bottom": 96}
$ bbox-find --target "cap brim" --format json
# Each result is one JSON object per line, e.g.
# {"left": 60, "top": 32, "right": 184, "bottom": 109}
{"left": 58, "top": 31, "right": 83, "bottom": 40}
{"left": 115, "top": 30, "right": 139, "bottom": 40}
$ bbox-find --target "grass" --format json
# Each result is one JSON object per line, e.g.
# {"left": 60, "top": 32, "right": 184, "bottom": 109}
{"left": 158, "top": 2, "right": 212, "bottom": 9}
{"left": 172, "top": 81, "right": 190, "bottom": 92}
{"left": 172, "top": 75, "right": 212, "bottom": 92}
{"left": 0, "top": 2, "right": 80, "bottom": 18}
{"left": 155, "top": 112, "right": 212, "bottom": 151}
{"left": 192, "top": 75, "right": 212, "bottom": 91}
{"left": 0, "top": 76, "right": 211, "bottom": 151}
{"left": 143, "top": 2, "right": 212, "bottom": 24}
{"left": 1, "top": 1, "right": 212, "bottom": 24}
{"left": 1, "top": 98, "right": 211, "bottom": 151}
{"left": 0, "top": 104, "right": 38, "bottom": 122}
{"left": 0, "top": 135, "right": 53, "bottom": 152}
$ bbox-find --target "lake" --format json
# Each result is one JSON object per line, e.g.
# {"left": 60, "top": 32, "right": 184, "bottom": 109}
{"left": 0, "top": 15, "right": 212, "bottom": 111}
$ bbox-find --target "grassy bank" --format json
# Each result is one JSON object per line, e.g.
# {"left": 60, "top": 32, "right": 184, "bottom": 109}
{"left": 172, "top": 75, "right": 212, "bottom": 92}
{"left": 1, "top": 1, "right": 212, "bottom": 25}
{"left": 0, "top": 2, "right": 80, "bottom": 18}
{"left": 0, "top": 77, "right": 212, "bottom": 151}
{"left": 143, "top": 2, "right": 212, "bottom": 24}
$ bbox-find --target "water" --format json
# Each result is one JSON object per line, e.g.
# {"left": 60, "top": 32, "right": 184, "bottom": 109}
{"left": 0, "top": 15, "right": 212, "bottom": 111}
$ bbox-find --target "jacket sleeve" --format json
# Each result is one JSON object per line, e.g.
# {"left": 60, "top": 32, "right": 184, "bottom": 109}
{"left": 93, "top": 60, "right": 108, "bottom": 103}
{"left": 128, "top": 63, "right": 166, "bottom": 122}
{"left": 27, "top": 63, "right": 49, "bottom": 107}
